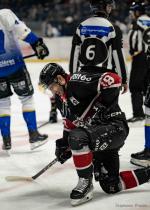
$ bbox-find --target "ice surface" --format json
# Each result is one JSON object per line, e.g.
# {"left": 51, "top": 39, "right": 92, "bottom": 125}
{"left": 0, "top": 62, "right": 149, "bottom": 210}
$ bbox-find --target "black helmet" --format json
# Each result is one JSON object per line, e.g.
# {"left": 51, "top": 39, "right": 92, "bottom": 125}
{"left": 144, "top": 2, "right": 150, "bottom": 16}
{"left": 90, "top": 0, "right": 115, "bottom": 15}
{"left": 129, "top": 2, "right": 145, "bottom": 13}
{"left": 39, "top": 63, "right": 66, "bottom": 89}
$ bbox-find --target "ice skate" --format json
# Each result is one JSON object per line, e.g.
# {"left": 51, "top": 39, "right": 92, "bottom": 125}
{"left": 29, "top": 131, "right": 48, "bottom": 150}
{"left": 70, "top": 177, "right": 93, "bottom": 206}
{"left": 2, "top": 136, "right": 11, "bottom": 150}
{"left": 127, "top": 116, "right": 145, "bottom": 123}
{"left": 130, "top": 148, "right": 150, "bottom": 167}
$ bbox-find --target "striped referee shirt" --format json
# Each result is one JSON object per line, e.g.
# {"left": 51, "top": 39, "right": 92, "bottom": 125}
{"left": 69, "top": 15, "right": 127, "bottom": 84}
{"left": 128, "top": 21, "right": 147, "bottom": 56}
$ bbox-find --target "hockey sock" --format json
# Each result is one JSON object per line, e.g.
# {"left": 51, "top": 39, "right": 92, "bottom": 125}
{"left": 72, "top": 149, "right": 93, "bottom": 178}
{"left": 145, "top": 125, "right": 150, "bottom": 149}
{"left": 120, "top": 167, "right": 150, "bottom": 190}
{"left": 23, "top": 111, "right": 37, "bottom": 131}
{"left": 0, "top": 115, "right": 11, "bottom": 137}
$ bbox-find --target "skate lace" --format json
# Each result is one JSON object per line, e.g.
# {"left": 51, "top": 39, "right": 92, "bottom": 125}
{"left": 74, "top": 178, "right": 90, "bottom": 193}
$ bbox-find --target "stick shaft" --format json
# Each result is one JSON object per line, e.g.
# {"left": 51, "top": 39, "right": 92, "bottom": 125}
{"left": 5, "top": 158, "right": 58, "bottom": 182}
{"left": 23, "top": 54, "right": 36, "bottom": 59}
{"left": 32, "top": 158, "right": 58, "bottom": 179}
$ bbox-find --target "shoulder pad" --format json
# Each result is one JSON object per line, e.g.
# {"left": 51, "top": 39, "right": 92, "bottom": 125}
{"left": 137, "top": 15, "right": 150, "bottom": 30}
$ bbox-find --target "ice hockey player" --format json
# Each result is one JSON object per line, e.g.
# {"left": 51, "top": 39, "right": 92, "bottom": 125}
{"left": 0, "top": 9, "right": 49, "bottom": 151}
{"left": 130, "top": 1, "right": 150, "bottom": 166}
{"left": 127, "top": 1, "right": 148, "bottom": 123}
{"left": 69, "top": 0, "right": 128, "bottom": 94}
{"left": 39, "top": 63, "right": 150, "bottom": 206}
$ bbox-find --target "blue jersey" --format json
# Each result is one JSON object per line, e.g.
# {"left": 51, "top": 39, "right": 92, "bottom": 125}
{"left": 0, "top": 9, "right": 38, "bottom": 77}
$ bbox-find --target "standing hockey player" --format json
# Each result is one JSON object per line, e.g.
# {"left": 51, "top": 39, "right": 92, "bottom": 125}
{"left": 127, "top": 2, "right": 148, "bottom": 123}
{"left": 0, "top": 9, "right": 49, "bottom": 150}
{"left": 39, "top": 63, "right": 150, "bottom": 206}
{"left": 69, "top": 0, "right": 128, "bottom": 94}
{"left": 131, "top": 1, "right": 150, "bottom": 166}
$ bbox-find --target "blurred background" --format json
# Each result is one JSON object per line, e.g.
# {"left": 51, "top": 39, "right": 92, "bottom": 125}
{"left": 0, "top": 0, "right": 134, "bottom": 37}
{"left": 0, "top": 0, "right": 142, "bottom": 61}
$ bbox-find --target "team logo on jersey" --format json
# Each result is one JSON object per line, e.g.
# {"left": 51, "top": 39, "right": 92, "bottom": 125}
{"left": 69, "top": 96, "right": 79, "bottom": 106}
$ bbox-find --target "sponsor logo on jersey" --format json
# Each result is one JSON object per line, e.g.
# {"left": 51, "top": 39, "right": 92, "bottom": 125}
{"left": 69, "top": 96, "right": 79, "bottom": 106}
{"left": 71, "top": 73, "right": 92, "bottom": 82}
{"left": 0, "top": 59, "right": 15, "bottom": 68}
{"left": 80, "top": 26, "right": 114, "bottom": 37}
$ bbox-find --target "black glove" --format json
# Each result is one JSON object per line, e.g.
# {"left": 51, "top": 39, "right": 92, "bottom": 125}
{"left": 31, "top": 38, "right": 49, "bottom": 59}
{"left": 55, "top": 138, "right": 72, "bottom": 164}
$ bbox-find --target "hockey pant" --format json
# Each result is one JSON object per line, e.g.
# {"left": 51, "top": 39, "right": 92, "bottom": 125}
{"left": 0, "top": 67, "right": 37, "bottom": 138}
{"left": 69, "top": 120, "right": 128, "bottom": 178}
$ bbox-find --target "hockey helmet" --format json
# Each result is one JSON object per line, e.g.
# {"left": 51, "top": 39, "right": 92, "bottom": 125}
{"left": 89, "top": 0, "right": 115, "bottom": 14}
{"left": 129, "top": 2, "right": 145, "bottom": 13}
{"left": 144, "top": 1, "right": 150, "bottom": 16}
{"left": 39, "top": 63, "right": 66, "bottom": 89}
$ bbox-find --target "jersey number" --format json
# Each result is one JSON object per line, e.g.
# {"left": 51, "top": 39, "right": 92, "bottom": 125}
{"left": 86, "top": 45, "right": 96, "bottom": 60}
{"left": 0, "top": 30, "right": 6, "bottom": 54}
{"left": 79, "top": 38, "right": 108, "bottom": 66}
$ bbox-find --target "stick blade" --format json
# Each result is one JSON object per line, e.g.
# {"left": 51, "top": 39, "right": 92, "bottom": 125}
{"left": 5, "top": 176, "right": 33, "bottom": 182}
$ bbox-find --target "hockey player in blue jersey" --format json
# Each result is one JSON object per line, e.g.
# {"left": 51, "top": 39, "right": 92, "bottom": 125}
{"left": 0, "top": 9, "right": 49, "bottom": 150}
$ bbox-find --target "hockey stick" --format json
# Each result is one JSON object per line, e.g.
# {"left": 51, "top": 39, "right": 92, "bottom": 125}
{"left": 23, "top": 54, "right": 36, "bottom": 59}
{"left": 5, "top": 158, "right": 58, "bottom": 182}
{"left": 37, "top": 121, "right": 50, "bottom": 129}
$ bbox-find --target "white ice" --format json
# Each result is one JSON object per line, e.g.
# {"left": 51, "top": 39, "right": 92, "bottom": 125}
{"left": 0, "top": 62, "right": 149, "bottom": 210}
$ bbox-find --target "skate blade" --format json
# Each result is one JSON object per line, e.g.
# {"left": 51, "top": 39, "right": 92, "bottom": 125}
{"left": 130, "top": 158, "right": 150, "bottom": 167}
{"left": 71, "top": 190, "right": 93, "bottom": 206}
{"left": 30, "top": 139, "right": 48, "bottom": 150}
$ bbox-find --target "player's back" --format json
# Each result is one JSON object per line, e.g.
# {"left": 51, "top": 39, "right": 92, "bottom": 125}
{"left": 79, "top": 16, "right": 115, "bottom": 42}
{"left": 76, "top": 16, "right": 116, "bottom": 70}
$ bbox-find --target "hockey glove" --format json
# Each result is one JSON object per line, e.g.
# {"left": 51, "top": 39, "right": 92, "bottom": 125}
{"left": 31, "top": 38, "right": 49, "bottom": 59}
{"left": 55, "top": 138, "right": 72, "bottom": 164}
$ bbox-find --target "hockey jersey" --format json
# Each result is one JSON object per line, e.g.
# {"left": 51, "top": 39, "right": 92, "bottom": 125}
{"left": 137, "top": 14, "right": 150, "bottom": 47}
{"left": 55, "top": 70, "right": 127, "bottom": 133}
{"left": 0, "top": 9, "right": 38, "bottom": 77}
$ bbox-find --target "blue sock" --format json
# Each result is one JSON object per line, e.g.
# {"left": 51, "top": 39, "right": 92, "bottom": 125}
{"left": 0, "top": 116, "right": 11, "bottom": 137}
{"left": 23, "top": 111, "right": 37, "bottom": 132}
{"left": 145, "top": 125, "right": 150, "bottom": 149}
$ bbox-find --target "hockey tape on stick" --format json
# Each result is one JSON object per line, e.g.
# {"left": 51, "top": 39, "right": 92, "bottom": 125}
{"left": 5, "top": 158, "right": 58, "bottom": 182}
